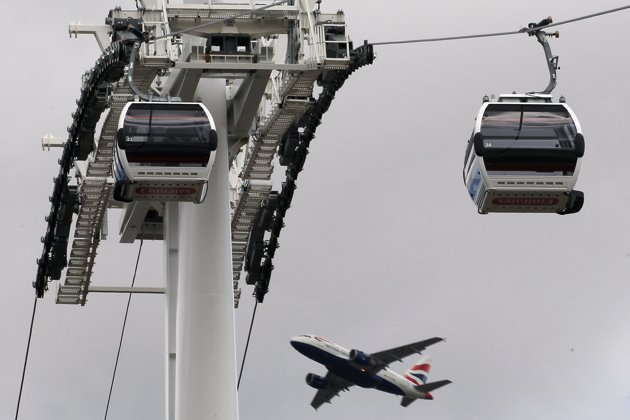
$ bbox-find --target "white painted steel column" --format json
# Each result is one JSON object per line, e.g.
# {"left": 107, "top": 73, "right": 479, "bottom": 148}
{"left": 175, "top": 79, "right": 239, "bottom": 419}
{"left": 164, "top": 202, "right": 179, "bottom": 420}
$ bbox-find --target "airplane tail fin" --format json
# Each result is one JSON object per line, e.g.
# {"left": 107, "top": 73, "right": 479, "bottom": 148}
{"left": 400, "top": 396, "right": 416, "bottom": 407}
{"left": 403, "top": 355, "right": 431, "bottom": 386}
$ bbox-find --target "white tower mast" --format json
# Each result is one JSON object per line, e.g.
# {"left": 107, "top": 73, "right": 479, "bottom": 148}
{"left": 173, "top": 80, "right": 238, "bottom": 419}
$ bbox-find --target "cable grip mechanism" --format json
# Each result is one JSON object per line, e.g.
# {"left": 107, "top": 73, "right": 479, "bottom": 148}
{"left": 526, "top": 16, "right": 560, "bottom": 95}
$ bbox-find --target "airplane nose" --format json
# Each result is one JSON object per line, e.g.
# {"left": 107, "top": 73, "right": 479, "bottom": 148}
{"left": 290, "top": 336, "right": 310, "bottom": 353}
{"left": 290, "top": 336, "right": 302, "bottom": 349}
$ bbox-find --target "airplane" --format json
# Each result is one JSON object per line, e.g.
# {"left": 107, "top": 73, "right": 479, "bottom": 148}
{"left": 290, "top": 335, "right": 451, "bottom": 409}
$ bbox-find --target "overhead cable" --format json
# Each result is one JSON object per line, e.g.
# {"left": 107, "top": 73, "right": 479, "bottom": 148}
{"left": 372, "top": 29, "right": 519, "bottom": 46}
{"left": 15, "top": 297, "right": 38, "bottom": 420}
{"left": 372, "top": 4, "right": 630, "bottom": 46}
{"left": 541, "top": 4, "right": 630, "bottom": 29}
{"left": 104, "top": 240, "right": 144, "bottom": 420}
{"left": 237, "top": 299, "right": 258, "bottom": 389}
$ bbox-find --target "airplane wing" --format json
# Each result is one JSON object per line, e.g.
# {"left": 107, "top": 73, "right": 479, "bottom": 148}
{"left": 370, "top": 337, "right": 444, "bottom": 366}
{"left": 310, "top": 371, "right": 354, "bottom": 410}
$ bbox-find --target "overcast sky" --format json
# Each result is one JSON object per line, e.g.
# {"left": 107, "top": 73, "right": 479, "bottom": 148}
{"left": 3, "top": 1, "right": 630, "bottom": 419}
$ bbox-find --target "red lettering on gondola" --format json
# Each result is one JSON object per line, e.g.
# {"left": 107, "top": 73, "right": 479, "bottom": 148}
{"left": 135, "top": 187, "right": 197, "bottom": 196}
{"left": 492, "top": 197, "right": 559, "bottom": 206}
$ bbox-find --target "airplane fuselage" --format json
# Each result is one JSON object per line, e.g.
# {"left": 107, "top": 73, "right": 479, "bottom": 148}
{"left": 291, "top": 335, "right": 427, "bottom": 399}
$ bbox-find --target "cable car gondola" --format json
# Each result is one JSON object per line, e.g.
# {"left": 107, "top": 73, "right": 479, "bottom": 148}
{"left": 462, "top": 17, "right": 585, "bottom": 215}
{"left": 113, "top": 101, "right": 218, "bottom": 203}
{"left": 463, "top": 94, "right": 584, "bottom": 214}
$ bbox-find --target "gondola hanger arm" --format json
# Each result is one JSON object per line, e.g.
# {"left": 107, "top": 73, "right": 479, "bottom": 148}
{"left": 525, "top": 17, "right": 560, "bottom": 95}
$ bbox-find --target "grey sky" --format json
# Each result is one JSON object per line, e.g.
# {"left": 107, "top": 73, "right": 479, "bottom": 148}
{"left": 3, "top": 0, "right": 630, "bottom": 419}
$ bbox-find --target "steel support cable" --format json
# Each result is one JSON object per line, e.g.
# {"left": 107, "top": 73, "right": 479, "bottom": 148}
{"left": 14, "top": 297, "right": 38, "bottom": 420}
{"left": 372, "top": 29, "right": 519, "bottom": 46}
{"left": 104, "top": 239, "right": 144, "bottom": 420}
{"left": 541, "top": 4, "right": 630, "bottom": 30}
{"left": 152, "top": 0, "right": 293, "bottom": 41}
{"left": 371, "top": 4, "right": 630, "bottom": 46}
{"left": 237, "top": 299, "right": 258, "bottom": 389}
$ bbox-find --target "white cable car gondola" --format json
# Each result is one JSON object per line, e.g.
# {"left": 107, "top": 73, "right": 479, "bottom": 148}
{"left": 113, "top": 101, "right": 218, "bottom": 203}
{"left": 463, "top": 17, "right": 585, "bottom": 215}
{"left": 463, "top": 94, "right": 584, "bottom": 214}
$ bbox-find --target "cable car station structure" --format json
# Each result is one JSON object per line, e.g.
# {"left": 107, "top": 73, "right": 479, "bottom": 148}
{"left": 37, "top": 0, "right": 373, "bottom": 306}
{"left": 34, "top": 1, "right": 373, "bottom": 418}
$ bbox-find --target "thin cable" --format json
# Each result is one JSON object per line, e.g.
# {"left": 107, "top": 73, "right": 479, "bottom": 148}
{"left": 372, "top": 3, "right": 630, "bottom": 46}
{"left": 104, "top": 239, "right": 144, "bottom": 420}
{"left": 153, "top": 0, "right": 293, "bottom": 41}
{"left": 372, "top": 29, "right": 520, "bottom": 46}
{"left": 542, "top": 4, "right": 630, "bottom": 30}
{"left": 237, "top": 298, "right": 258, "bottom": 390}
{"left": 15, "top": 296, "right": 38, "bottom": 420}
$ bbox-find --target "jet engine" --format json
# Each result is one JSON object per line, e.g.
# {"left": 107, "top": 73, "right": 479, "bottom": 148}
{"left": 349, "top": 349, "right": 376, "bottom": 366}
{"left": 305, "top": 373, "right": 327, "bottom": 389}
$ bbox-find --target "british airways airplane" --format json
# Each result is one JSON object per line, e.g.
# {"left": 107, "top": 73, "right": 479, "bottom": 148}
{"left": 290, "top": 335, "right": 451, "bottom": 409}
